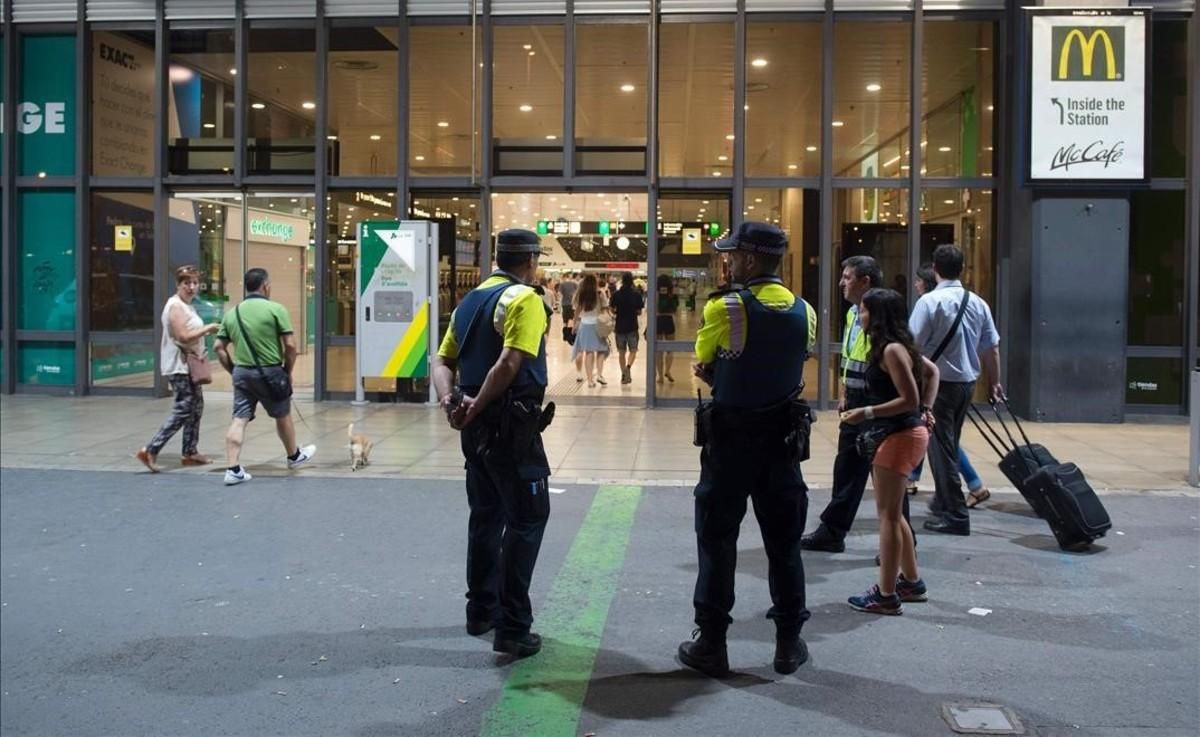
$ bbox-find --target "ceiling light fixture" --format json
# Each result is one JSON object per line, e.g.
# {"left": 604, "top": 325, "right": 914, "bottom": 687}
{"left": 545, "top": 134, "right": 557, "bottom": 140}
{"left": 251, "top": 102, "right": 266, "bottom": 110}
{"left": 415, "top": 155, "right": 425, "bottom": 161}
{"left": 831, "top": 120, "right": 844, "bottom": 127}
{"left": 370, "top": 134, "right": 381, "bottom": 141}
{"left": 620, "top": 84, "right": 635, "bottom": 92}
{"left": 788, "top": 164, "right": 798, "bottom": 170}
{"left": 203, "top": 123, "right": 216, "bottom": 129}
{"left": 519, "top": 104, "right": 533, "bottom": 112}
{"left": 302, "top": 101, "right": 316, "bottom": 110}
{"left": 806, "top": 145, "right": 818, "bottom": 152}
{"left": 751, "top": 58, "right": 768, "bottom": 68}
{"left": 938, "top": 146, "right": 952, "bottom": 152}
{"left": 718, "top": 155, "right": 728, "bottom": 162}
{"left": 726, "top": 134, "right": 735, "bottom": 141}
{"left": 437, "top": 121, "right": 450, "bottom": 128}
{"left": 866, "top": 83, "right": 881, "bottom": 92}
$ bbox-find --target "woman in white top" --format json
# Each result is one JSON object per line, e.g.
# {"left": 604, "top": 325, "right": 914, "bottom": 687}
{"left": 136, "top": 265, "right": 220, "bottom": 472}
{"left": 571, "top": 274, "right": 611, "bottom": 387}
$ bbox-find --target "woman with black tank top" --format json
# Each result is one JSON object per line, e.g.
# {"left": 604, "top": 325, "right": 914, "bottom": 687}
{"left": 841, "top": 288, "right": 940, "bottom": 615}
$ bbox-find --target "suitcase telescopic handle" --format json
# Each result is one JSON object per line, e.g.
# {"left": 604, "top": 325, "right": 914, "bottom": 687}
{"left": 989, "top": 399, "right": 1024, "bottom": 457}
{"left": 967, "top": 408, "right": 1008, "bottom": 460}
{"left": 998, "top": 395, "right": 1036, "bottom": 450}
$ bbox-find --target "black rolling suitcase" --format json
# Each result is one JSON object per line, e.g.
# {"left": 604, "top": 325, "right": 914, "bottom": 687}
{"left": 968, "top": 399, "right": 1111, "bottom": 551}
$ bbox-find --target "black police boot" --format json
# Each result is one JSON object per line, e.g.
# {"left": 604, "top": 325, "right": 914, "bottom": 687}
{"left": 800, "top": 526, "right": 845, "bottom": 553}
{"left": 466, "top": 619, "right": 494, "bottom": 636}
{"left": 773, "top": 632, "right": 809, "bottom": 675}
{"left": 677, "top": 629, "right": 729, "bottom": 678}
{"left": 493, "top": 631, "right": 542, "bottom": 658}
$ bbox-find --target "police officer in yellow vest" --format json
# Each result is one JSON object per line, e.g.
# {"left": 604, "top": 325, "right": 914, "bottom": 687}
{"left": 432, "top": 228, "right": 553, "bottom": 660}
{"left": 802, "top": 256, "right": 913, "bottom": 553}
{"left": 678, "top": 222, "right": 817, "bottom": 678}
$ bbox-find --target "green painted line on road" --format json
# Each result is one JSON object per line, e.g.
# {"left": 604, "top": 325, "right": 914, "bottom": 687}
{"left": 481, "top": 484, "right": 643, "bottom": 737}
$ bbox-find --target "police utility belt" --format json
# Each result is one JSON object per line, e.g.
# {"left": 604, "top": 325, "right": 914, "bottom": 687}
{"left": 462, "top": 388, "right": 556, "bottom": 458}
{"left": 693, "top": 389, "right": 815, "bottom": 462}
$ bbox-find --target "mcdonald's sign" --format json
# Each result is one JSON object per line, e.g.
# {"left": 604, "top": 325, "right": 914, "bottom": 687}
{"left": 1051, "top": 26, "right": 1124, "bottom": 82}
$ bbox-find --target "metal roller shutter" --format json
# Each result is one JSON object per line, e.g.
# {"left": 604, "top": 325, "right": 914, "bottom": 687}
{"left": 12, "top": 0, "right": 78, "bottom": 22}
{"left": 87, "top": 0, "right": 156, "bottom": 21}
{"left": 164, "top": 0, "right": 236, "bottom": 19}
{"left": 245, "top": 0, "right": 317, "bottom": 18}
{"left": 325, "top": 0, "right": 401, "bottom": 16}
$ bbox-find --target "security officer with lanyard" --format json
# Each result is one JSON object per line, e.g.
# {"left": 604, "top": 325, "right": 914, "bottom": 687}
{"left": 432, "top": 228, "right": 553, "bottom": 660}
{"left": 678, "top": 221, "right": 817, "bottom": 678}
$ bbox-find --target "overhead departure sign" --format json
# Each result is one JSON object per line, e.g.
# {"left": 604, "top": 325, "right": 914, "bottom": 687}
{"left": 1029, "top": 9, "right": 1147, "bottom": 181}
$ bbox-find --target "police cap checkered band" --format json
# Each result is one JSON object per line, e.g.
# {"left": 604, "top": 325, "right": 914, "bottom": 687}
{"left": 496, "top": 228, "right": 543, "bottom": 253}
{"left": 713, "top": 221, "right": 788, "bottom": 256}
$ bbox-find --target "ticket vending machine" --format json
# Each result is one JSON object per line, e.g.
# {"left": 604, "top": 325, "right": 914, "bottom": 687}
{"left": 355, "top": 220, "right": 439, "bottom": 403}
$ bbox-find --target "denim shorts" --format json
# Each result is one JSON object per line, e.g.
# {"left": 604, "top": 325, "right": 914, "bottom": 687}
{"left": 232, "top": 366, "right": 292, "bottom": 420}
{"left": 615, "top": 331, "right": 639, "bottom": 352}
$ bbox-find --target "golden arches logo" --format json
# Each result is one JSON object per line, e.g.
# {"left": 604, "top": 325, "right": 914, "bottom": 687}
{"left": 1055, "top": 28, "right": 1121, "bottom": 81}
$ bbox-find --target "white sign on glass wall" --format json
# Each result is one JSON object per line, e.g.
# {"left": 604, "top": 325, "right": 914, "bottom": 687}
{"left": 1029, "top": 9, "right": 1147, "bottom": 181}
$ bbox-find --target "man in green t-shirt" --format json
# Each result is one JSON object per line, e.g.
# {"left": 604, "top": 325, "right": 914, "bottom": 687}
{"left": 214, "top": 268, "right": 316, "bottom": 486}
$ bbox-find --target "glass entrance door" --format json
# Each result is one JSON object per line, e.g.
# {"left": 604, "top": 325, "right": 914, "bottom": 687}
{"left": 168, "top": 191, "right": 316, "bottom": 393}
{"left": 488, "top": 192, "right": 649, "bottom": 404}
{"left": 651, "top": 193, "right": 730, "bottom": 404}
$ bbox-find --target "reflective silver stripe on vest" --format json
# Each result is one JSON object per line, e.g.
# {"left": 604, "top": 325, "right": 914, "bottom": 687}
{"left": 715, "top": 293, "right": 747, "bottom": 360}
{"left": 841, "top": 355, "right": 868, "bottom": 389}
{"left": 492, "top": 284, "right": 534, "bottom": 335}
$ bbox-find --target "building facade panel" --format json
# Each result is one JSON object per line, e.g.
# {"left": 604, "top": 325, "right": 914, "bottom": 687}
{"left": 0, "top": 2, "right": 1193, "bottom": 417}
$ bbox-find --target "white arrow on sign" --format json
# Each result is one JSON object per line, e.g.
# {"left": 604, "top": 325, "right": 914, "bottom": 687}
{"left": 375, "top": 229, "right": 416, "bottom": 271}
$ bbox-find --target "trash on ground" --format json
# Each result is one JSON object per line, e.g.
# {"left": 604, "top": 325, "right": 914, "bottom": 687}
{"left": 968, "top": 607, "right": 992, "bottom": 617}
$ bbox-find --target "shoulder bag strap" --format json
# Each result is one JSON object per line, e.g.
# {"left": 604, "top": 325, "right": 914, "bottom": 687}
{"left": 929, "top": 288, "right": 971, "bottom": 363}
{"left": 233, "top": 304, "right": 270, "bottom": 371}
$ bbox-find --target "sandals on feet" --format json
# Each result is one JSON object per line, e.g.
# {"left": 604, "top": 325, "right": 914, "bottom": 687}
{"left": 967, "top": 488, "right": 991, "bottom": 508}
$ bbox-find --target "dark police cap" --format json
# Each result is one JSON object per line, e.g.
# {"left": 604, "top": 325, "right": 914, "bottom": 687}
{"left": 714, "top": 221, "right": 788, "bottom": 256}
{"left": 496, "top": 228, "right": 544, "bottom": 254}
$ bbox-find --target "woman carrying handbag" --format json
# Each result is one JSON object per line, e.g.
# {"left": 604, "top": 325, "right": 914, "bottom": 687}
{"left": 136, "top": 265, "right": 220, "bottom": 472}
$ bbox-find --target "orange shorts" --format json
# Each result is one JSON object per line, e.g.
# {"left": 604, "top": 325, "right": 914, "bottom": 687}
{"left": 874, "top": 426, "right": 929, "bottom": 477}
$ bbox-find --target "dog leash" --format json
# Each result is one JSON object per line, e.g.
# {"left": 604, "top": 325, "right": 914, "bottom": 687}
{"left": 291, "top": 399, "right": 314, "bottom": 434}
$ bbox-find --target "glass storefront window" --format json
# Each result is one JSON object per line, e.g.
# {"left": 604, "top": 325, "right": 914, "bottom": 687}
{"left": 1128, "top": 191, "right": 1185, "bottom": 347}
{"left": 19, "top": 342, "right": 75, "bottom": 386}
{"left": 326, "top": 190, "right": 398, "bottom": 337}
{"left": 410, "top": 25, "right": 479, "bottom": 177}
{"left": 90, "top": 191, "right": 154, "bottom": 332}
{"left": 410, "top": 193, "right": 481, "bottom": 319}
{"left": 830, "top": 188, "right": 909, "bottom": 342}
{"left": 91, "top": 342, "right": 155, "bottom": 389}
{"left": 654, "top": 195, "right": 729, "bottom": 345}
{"left": 922, "top": 20, "right": 996, "bottom": 178}
{"left": 832, "top": 21, "right": 910, "bottom": 178}
{"left": 19, "top": 35, "right": 77, "bottom": 178}
{"left": 330, "top": 27, "right": 399, "bottom": 177}
{"left": 19, "top": 190, "right": 77, "bottom": 332}
{"left": 246, "top": 28, "right": 317, "bottom": 175}
{"left": 167, "top": 29, "right": 236, "bottom": 175}
{"left": 92, "top": 32, "right": 156, "bottom": 177}
{"left": 575, "top": 23, "right": 649, "bottom": 175}
{"left": 1126, "top": 357, "right": 1184, "bottom": 406}
{"left": 746, "top": 22, "right": 822, "bottom": 178}
{"left": 493, "top": 25, "right": 565, "bottom": 174}
{"left": 919, "top": 188, "right": 995, "bottom": 307}
{"left": 1151, "top": 20, "right": 1188, "bottom": 179}
{"left": 659, "top": 23, "right": 734, "bottom": 178}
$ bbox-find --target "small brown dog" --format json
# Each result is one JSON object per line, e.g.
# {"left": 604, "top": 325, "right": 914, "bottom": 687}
{"left": 348, "top": 423, "right": 373, "bottom": 471}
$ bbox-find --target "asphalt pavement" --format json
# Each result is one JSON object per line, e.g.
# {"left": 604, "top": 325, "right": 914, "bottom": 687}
{"left": 1, "top": 468, "right": 1197, "bottom": 737}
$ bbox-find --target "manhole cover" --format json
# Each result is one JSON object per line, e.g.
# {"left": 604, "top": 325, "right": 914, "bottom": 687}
{"left": 940, "top": 703, "right": 1025, "bottom": 735}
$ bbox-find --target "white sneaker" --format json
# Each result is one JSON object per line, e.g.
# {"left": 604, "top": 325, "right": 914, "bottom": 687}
{"left": 224, "top": 468, "right": 252, "bottom": 486}
{"left": 287, "top": 444, "right": 316, "bottom": 469}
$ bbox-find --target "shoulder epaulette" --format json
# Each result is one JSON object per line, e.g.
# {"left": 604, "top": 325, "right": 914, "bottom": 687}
{"left": 707, "top": 286, "right": 739, "bottom": 301}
